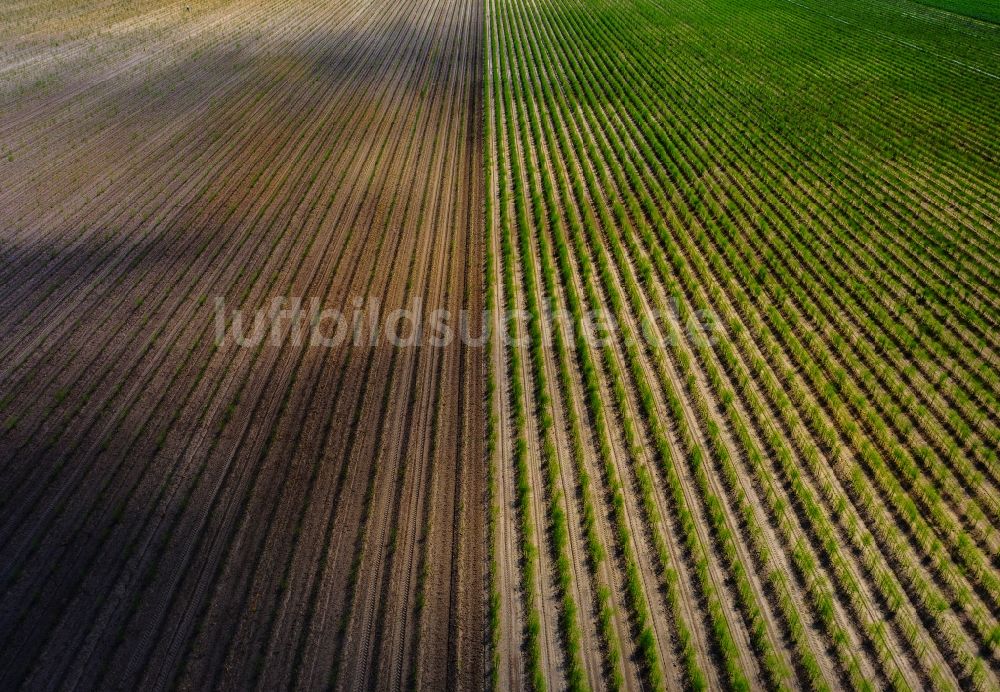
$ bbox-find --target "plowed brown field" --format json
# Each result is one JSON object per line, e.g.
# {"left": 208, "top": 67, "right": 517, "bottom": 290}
{"left": 0, "top": 0, "right": 484, "bottom": 689}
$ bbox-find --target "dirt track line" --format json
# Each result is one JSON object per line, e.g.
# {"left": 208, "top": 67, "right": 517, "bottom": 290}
{"left": 412, "top": 95, "right": 473, "bottom": 692}
{"left": 449, "top": 31, "right": 488, "bottom": 680}
{"left": 401, "top": 4, "right": 485, "bottom": 685}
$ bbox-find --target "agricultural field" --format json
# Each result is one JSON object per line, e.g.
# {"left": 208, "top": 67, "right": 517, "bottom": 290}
{"left": 0, "top": 0, "right": 484, "bottom": 689}
{"left": 485, "top": 0, "right": 999, "bottom": 690}
{"left": 0, "top": 0, "right": 998, "bottom": 690}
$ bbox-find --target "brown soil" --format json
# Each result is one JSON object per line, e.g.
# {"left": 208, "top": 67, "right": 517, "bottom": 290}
{"left": 0, "top": 0, "right": 485, "bottom": 689}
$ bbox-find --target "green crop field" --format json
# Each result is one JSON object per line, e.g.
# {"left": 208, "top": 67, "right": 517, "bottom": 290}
{"left": 487, "top": 0, "right": 999, "bottom": 689}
